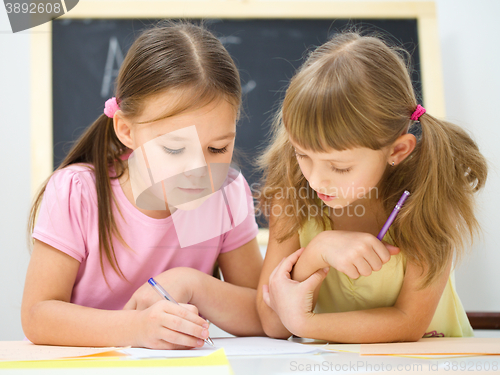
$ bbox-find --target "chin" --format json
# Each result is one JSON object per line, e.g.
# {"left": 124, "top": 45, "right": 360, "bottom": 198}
{"left": 171, "top": 193, "right": 213, "bottom": 211}
{"left": 323, "top": 199, "right": 349, "bottom": 210}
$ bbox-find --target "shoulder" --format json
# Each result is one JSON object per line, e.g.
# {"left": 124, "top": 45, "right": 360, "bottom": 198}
{"left": 45, "top": 163, "right": 97, "bottom": 206}
{"left": 222, "top": 168, "right": 254, "bottom": 202}
{"left": 50, "top": 163, "right": 96, "bottom": 185}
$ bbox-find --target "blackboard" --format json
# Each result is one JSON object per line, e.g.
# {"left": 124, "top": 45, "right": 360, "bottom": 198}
{"left": 52, "top": 18, "right": 421, "bottom": 191}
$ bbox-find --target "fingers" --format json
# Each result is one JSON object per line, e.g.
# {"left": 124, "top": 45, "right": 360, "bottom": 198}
{"left": 361, "top": 247, "right": 383, "bottom": 273}
{"left": 354, "top": 257, "right": 373, "bottom": 278}
{"left": 158, "top": 322, "right": 208, "bottom": 348}
{"left": 179, "top": 303, "right": 199, "bottom": 317}
{"left": 277, "top": 247, "right": 305, "bottom": 276}
{"left": 342, "top": 263, "right": 360, "bottom": 279}
{"left": 162, "top": 301, "right": 206, "bottom": 327}
{"left": 371, "top": 240, "right": 399, "bottom": 265}
{"left": 262, "top": 284, "right": 271, "bottom": 308}
{"left": 268, "top": 248, "right": 305, "bottom": 285}
{"left": 385, "top": 242, "right": 401, "bottom": 255}
{"left": 153, "top": 301, "right": 209, "bottom": 348}
{"left": 301, "top": 267, "right": 329, "bottom": 291}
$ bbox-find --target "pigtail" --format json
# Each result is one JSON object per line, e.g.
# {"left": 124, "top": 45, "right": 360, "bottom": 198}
{"left": 384, "top": 113, "right": 487, "bottom": 288}
{"left": 89, "top": 114, "right": 129, "bottom": 281}
{"left": 28, "top": 113, "right": 129, "bottom": 281}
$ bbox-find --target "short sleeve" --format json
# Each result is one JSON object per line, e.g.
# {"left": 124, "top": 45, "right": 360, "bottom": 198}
{"left": 219, "top": 172, "right": 259, "bottom": 253}
{"left": 32, "top": 167, "right": 91, "bottom": 262}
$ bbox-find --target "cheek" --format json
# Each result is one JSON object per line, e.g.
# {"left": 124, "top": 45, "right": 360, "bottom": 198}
{"left": 349, "top": 170, "right": 384, "bottom": 198}
{"left": 296, "top": 159, "right": 310, "bottom": 179}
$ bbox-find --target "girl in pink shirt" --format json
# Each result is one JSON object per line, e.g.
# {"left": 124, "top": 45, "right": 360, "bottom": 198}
{"left": 22, "top": 21, "right": 264, "bottom": 349}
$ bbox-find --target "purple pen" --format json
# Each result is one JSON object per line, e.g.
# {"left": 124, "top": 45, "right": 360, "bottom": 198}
{"left": 376, "top": 190, "right": 410, "bottom": 240}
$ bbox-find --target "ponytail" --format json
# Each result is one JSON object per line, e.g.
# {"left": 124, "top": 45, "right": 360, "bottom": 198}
{"left": 28, "top": 114, "right": 129, "bottom": 281}
{"left": 382, "top": 113, "right": 487, "bottom": 288}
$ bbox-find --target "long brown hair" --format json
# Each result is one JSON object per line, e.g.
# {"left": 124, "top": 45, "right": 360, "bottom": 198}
{"left": 28, "top": 21, "right": 242, "bottom": 280}
{"left": 258, "top": 32, "right": 487, "bottom": 287}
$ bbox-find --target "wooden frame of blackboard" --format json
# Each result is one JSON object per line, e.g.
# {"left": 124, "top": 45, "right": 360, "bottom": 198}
{"left": 30, "top": 1, "right": 445, "bottom": 248}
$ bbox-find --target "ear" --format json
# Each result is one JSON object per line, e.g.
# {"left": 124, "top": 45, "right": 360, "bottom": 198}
{"left": 113, "top": 110, "right": 134, "bottom": 149}
{"left": 388, "top": 133, "right": 417, "bottom": 166}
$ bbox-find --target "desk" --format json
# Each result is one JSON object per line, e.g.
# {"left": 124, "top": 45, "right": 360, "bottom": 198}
{"left": 228, "top": 351, "right": 500, "bottom": 374}
{"left": 2, "top": 332, "right": 499, "bottom": 375}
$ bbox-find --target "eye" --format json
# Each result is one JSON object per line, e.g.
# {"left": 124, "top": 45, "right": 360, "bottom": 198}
{"left": 163, "top": 146, "right": 185, "bottom": 155}
{"left": 295, "top": 152, "right": 306, "bottom": 159}
{"left": 331, "top": 166, "right": 351, "bottom": 174}
{"left": 209, "top": 146, "right": 228, "bottom": 154}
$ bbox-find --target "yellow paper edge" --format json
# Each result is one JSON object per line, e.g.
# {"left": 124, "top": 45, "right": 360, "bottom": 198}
{"left": 0, "top": 348, "right": 229, "bottom": 369}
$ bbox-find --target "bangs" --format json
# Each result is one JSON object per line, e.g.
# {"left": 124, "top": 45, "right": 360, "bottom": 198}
{"left": 137, "top": 83, "right": 239, "bottom": 125}
{"left": 283, "top": 51, "right": 385, "bottom": 152}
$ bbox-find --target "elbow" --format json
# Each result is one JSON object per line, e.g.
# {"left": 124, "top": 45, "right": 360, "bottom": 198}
{"left": 396, "top": 324, "right": 427, "bottom": 343}
{"left": 21, "top": 303, "right": 45, "bottom": 345}
{"left": 399, "top": 332, "right": 423, "bottom": 343}
{"left": 406, "top": 326, "right": 428, "bottom": 342}
{"left": 261, "top": 319, "right": 291, "bottom": 339}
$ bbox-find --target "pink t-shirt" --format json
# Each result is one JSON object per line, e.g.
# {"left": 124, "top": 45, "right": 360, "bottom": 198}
{"left": 32, "top": 164, "right": 258, "bottom": 310}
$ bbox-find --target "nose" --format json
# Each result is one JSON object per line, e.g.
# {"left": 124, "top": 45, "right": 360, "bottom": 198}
{"left": 183, "top": 166, "right": 207, "bottom": 178}
{"left": 183, "top": 150, "right": 207, "bottom": 178}
{"left": 308, "top": 165, "right": 330, "bottom": 193}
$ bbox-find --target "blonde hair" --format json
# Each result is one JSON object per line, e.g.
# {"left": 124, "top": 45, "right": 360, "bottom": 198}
{"left": 258, "top": 32, "right": 487, "bottom": 287}
{"left": 28, "top": 21, "right": 241, "bottom": 280}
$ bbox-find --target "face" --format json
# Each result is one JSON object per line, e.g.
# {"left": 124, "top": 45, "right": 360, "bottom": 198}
{"left": 121, "top": 92, "right": 237, "bottom": 210}
{"left": 291, "top": 139, "right": 390, "bottom": 209}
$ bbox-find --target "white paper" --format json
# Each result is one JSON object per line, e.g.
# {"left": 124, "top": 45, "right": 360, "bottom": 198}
{"left": 123, "top": 337, "right": 323, "bottom": 358}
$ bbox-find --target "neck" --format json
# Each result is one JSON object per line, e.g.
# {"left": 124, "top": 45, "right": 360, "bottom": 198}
{"left": 118, "top": 168, "right": 173, "bottom": 219}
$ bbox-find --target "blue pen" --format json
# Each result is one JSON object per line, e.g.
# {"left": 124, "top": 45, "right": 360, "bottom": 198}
{"left": 148, "top": 278, "right": 215, "bottom": 347}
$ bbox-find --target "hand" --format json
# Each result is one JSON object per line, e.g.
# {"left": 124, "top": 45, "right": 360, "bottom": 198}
{"left": 124, "top": 267, "right": 197, "bottom": 311}
{"left": 262, "top": 248, "right": 329, "bottom": 336}
{"left": 307, "top": 230, "right": 400, "bottom": 279}
{"left": 133, "top": 300, "right": 210, "bottom": 349}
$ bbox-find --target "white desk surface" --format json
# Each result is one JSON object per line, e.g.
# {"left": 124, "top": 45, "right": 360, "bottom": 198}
{"left": 227, "top": 331, "right": 500, "bottom": 375}
{"left": 2, "top": 331, "right": 499, "bottom": 375}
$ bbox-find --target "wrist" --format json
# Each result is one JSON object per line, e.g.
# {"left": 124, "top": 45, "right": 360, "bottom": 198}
{"left": 288, "top": 311, "right": 316, "bottom": 339}
{"left": 188, "top": 268, "right": 206, "bottom": 305}
{"left": 122, "top": 309, "right": 143, "bottom": 347}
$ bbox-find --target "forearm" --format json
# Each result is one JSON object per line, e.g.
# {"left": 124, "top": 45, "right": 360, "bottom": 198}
{"left": 191, "top": 273, "right": 265, "bottom": 337}
{"left": 256, "top": 290, "right": 293, "bottom": 339}
{"left": 293, "top": 307, "right": 423, "bottom": 343}
{"left": 291, "top": 243, "right": 329, "bottom": 282}
{"left": 22, "top": 300, "right": 139, "bottom": 347}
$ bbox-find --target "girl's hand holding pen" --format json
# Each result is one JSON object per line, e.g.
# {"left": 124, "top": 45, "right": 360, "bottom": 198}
{"left": 124, "top": 267, "right": 211, "bottom": 349}
{"left": 123, "top": 267, "right": 194, "bottom": 311}
{"left": 133, "top": 299, "right": 210, "bottom": 349}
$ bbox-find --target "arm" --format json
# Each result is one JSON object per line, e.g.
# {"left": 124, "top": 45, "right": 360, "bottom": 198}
{"left": 123, "top": 238, "right": 265, "bottom": 336}
{"left": 193, "top": 237, "right": 265, "bottom": 336}
{"left": 256, "top": 208, "right": 301, "bottom": 339}
{"left": 266, "top": 248, "right": 452, "bottom": 343}
{"left": 292, "top": 230, "right": 400, "bottom": 282}
{"left": 21, "top": 240, "right": 209, "bottom": 348}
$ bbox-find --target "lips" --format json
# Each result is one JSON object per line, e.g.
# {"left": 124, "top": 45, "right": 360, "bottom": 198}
{"left": 315, "top": 191, "right": 337, "bottom": 202}
{"left": 178, "top": 187, "right": 206, "bottom": 194}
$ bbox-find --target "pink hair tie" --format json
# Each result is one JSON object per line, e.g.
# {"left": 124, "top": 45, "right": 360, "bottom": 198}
{"left": 411, "top": 104, "right": 426, "bottom": 121}
{"left": 104, "top": 97, "right": 120, "bottom": 118}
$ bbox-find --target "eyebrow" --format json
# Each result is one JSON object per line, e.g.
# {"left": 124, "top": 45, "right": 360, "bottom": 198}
{"left": 211, "top": 131, "right": 236, "bottom": 141}
{"left": 293, "top": 145, "right": 349, "bottom": 163}
{"left": 155, "top": 131, "right": 236, "bottom": 142}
